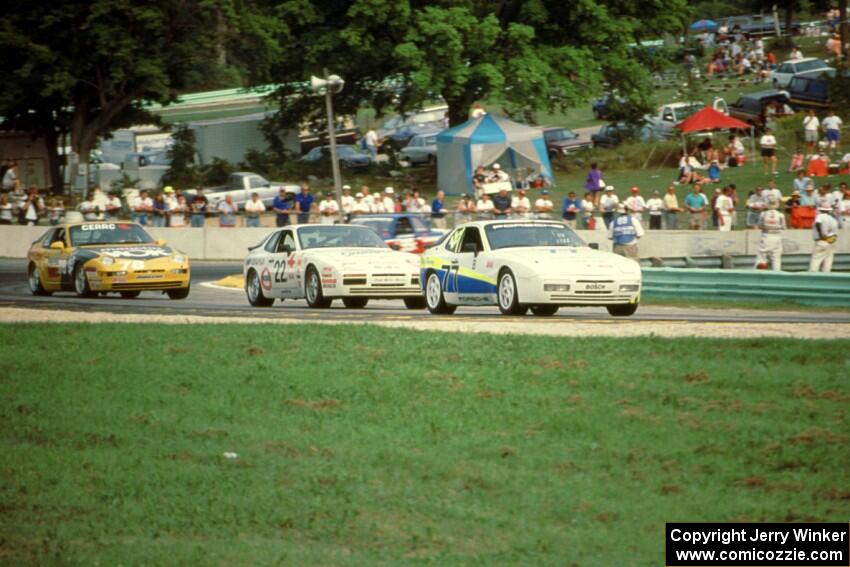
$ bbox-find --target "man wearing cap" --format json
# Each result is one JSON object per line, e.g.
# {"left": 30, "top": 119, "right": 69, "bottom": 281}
{"left": 599, "top": 186, "right": 619, "bottom": 229}
{"left": 755, "top": 196, "right": 786, "bottom": 271}
{"left": 800, "top": 184, "right": 816, "bottom": 207}
{"left": 645, "top": 190, "right": 664, "bottom": 230}
{"left": 511, "top": 188, "right": 531, "bottom": 219}
{"left": 244, "top": 192, "right": 266, "bottom": 227}
{"left": 318, "top": 192, "right": 339, "bottom": 225}
{"left": 746, "top": 186, "right": 766, "bottom": 228}
{"left": 381, "top": 187, "right": 395, "bottom": 213}
{"left": 560, "top": 191, "right": 580, "bottom": 227}
{"left": 608, "top": 203, "right": 644, "bottom": 261}
{"left": 351, "top": 192, "right": 370, "bottom": 215}
{"left": 272, "top": 188, "right": 293, "bottom": 227}
{"left": 810, "top": 204, "right": 840, "bottom": 272}
{"left": 623, "top": 186, "right": 646, "bottom": 224}
{"left": 662, "top": 185, "right": 680, "bottom": 229}
{"left": 488, "top": 163, "right": 510, "bottom": 183}
{"left": 684, "top": 184, "right": 708, "bottom": 230}
{"left": 715, "top": 186, "right": 735, "bottom": 231}
{"left": 295, "top": 184, "right": 314, "bottom": 224}
{"left": 340, "top": 185, "right": 354, "bottom": 222}
{"left": 492, "top": 187, "right": 512, "bottom": 219}
{"left": 431, "top": 190, "right": 447, "bottom": 228}
{"left": 190, "top": 189, "right": 208, "bottom": 228}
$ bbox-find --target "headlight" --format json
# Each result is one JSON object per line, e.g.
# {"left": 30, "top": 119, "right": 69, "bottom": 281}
{"left": 173, "top": 254, "right": 186, "bottom": 264}
{"left": 619, "top": 284, "right": 640, "bottom": 292}
{"left": 544, "top": 284, "right": 570, "bottom": 292}
{"left": 101, "top": 256, "right": 114, "bottom": 266}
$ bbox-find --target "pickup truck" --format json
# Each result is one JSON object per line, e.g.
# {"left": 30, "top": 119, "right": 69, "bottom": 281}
{"left": 644, "top": 99, "right": 728, "bottom": 139}
{"left": 186, "top": 172, "right": 300, "bottom": 210}
{"left": 727, "top": 90, "right": 792, "bottom": 129}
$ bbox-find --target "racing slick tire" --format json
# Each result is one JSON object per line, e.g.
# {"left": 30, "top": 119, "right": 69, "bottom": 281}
{"left": 73, "top": 264, "right": 96, "bottom": 298}
{"left": 167, "top": 286, "right": 191, "bottom": 300}
{"left": 305, "top": 266, "right": 332, "bottom": 309}
{"left": 531, "top": 305, "right": 558, "bottom": 316}
{"left": 424, "top": 271, "right": 456, "bottom": 315}
{"left": 403, "top": 296, "right": 427, "bottom": 310}
{"left": 120, "top": 291, "right": 141, "bottom": 299}
{"left": 497, "top": 269, "right": 528, "bottom": 316}
{"left": 606, "top": 303, "right": 638, "bottom": 317}
{"left": 246, "top": 269, "right": 274, "bottom": 307}
{"left": 342, "top": 297, "right": 368, "bottom": 309}
{"left": 27, "top": 263, "right": 52, "bottom": 296}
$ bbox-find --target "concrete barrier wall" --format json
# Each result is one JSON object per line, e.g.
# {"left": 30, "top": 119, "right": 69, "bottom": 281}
{"left": 2, "top": 225, "right": 849, "bottom": 260}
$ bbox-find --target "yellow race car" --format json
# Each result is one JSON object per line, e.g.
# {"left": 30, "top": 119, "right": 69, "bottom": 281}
{"left": 27, "top": 221, "right": 191, "bottom": 299}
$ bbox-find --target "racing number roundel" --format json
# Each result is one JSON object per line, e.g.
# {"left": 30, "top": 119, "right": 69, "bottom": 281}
{"left": 260, "top": 267, "right": 273, "bottom": 291}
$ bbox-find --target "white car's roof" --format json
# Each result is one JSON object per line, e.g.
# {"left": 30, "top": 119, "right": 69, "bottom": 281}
{"left": 782, "top": 57, "right": 824, "bottom": 64}
{"left": 451, "top": 219, "right": 567, "bottom": 230}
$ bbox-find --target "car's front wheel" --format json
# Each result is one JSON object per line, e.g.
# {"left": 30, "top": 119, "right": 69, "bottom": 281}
{"left": 607, "top": 303, "right": 638, "bottom": 317}
{"left": 28, "top": 263, "right": 51, "bottom": 296}
{"left": 497, "top": 269, "right": 527, "bottom": 316}
{"left": 246, "top": 269, "right": 274, "bottom": 307}
{"left": 305, "top": 266, "right": 332, "bottom": 308}
{"left": 531, "top": 305, "right": 558, "bottom": 316}
{"left": 167, "top": 287, "right": 190, "bottom": 300}
{"left": 342, "top": 297, "right": 368, "bottom": 309}
{"left": 404, "top": 296, "right": 427, "bottom": 310}
{"left": 425, "top": 271, "right": 456, "bottom": 315}
{"left": 73, "top": 264, "right": 95, "bottom": 298}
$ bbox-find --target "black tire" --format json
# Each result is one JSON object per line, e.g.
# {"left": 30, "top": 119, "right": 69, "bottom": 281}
{"left": 531, "top": 305, "right": 559, "bottom": 316}
{"left": 607, "top": 303, "right": 639, "bottom": 317}
{"left": 245, "top": 269, "right": 274, "bottom": 307}
{"left": 120, "top": 291, "right": 141, "bottom": 299}
{"left": 167, "top": 286, "right": 190, "bottom": 300}
{"left": 342, "top": 297, "right": 368, "bottom": 309}
{"left": 403, "top": 296, "right": 427, "bottom": 310}
{"left": 305, "top": 266, "right": 332, "bottom": 308}
{"left": 497, "top": 269, "right": 527, "bottom": 316}
{"left": 27, "top": 263, "right": 51, "bottom": 296}
{"left": 73, "top": 264, "right": 95, "bottom": 298}
{"left": 424, "top": 270, "right": 456, "bottom": 315}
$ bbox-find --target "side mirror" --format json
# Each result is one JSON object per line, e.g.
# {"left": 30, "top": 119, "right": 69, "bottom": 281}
{"left": 388, "top": 242, "right": 402, "bottom": 251}
{"left": 283, "top": 245, "right": 294, "bottom": 255}
{"left": 588, "top": 243, "right": 599, "bottom": 250}
{"left": 155, "top": 239, "right": 167, "bottom": 246}
{"left": 49, "top": 241, "right": 65, "bottom": 250}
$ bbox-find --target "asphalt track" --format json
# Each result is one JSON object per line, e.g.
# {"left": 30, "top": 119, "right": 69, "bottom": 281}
{"left": 2, "top": 259, "right": 849, "bottom": 325}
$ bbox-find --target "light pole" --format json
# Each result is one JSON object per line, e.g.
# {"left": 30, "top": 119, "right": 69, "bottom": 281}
{"left": 310, "top": 70, "right": 345, "bottom": 206}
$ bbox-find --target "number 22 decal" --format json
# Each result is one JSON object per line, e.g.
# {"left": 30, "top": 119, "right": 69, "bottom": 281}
{"left": 273, "top": 259, "right": 287, "bottom": 283}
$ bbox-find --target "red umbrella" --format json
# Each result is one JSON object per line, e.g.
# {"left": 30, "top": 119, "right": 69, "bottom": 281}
{"left": 675, "top": 106, "right": 750, "bottom": 133}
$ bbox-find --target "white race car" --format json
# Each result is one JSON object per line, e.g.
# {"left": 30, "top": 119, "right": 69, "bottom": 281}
{"left": 420, "top": 220, "right": 641, "bottom": 316}
{"left": 243, "top": 224, "right": 426, "bottom": 309}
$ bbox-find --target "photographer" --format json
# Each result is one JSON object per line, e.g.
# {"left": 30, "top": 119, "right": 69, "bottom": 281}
{"left": 79, "top": 191, "right": 104, "bottom": 221}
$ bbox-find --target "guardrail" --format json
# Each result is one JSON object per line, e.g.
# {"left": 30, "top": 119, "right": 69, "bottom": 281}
{"left": 640, "top": 254, "right": 850, "bottom": 272}
{"left": 642, "top": 268, "right": 850, "bottom": 307}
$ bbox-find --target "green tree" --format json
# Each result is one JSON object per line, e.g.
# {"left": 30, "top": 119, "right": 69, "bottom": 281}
{"left": 161, "top": 124, "right": 200, "bottom": 189}
{"left": 0, "top": 0, "right": 280, "bottom": 192}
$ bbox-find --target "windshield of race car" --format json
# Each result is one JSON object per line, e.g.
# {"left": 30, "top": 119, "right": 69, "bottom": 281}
{"left": 348, "top": 218, "right": 393, "bottom": 238}
{"left": 484, "top": 223, "right": 585, "bottom": 250}
{"left": 69, "top": 223, "right": 155, "bottom": 246}
{"left": 298, "top": 225, "right": 386, "bottom": 249}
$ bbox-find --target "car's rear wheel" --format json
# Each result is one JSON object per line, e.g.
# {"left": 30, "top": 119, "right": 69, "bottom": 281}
{"left": 120, "top": 291, "right": 140, "bottom": 299}
{"left": 73, "top": 264, "right": 95, "bottom": 298}
{"left": 167, "top": 287, "right": 190, "bottom": 300}
{"left": 497, "top": 269, "right": 527, "bottom": 316}
{"left": 425, "top": 271, "right": 456, "bottom": 315}
{"left": 607, "top": 303, "right": 638, "bottom": 317}
{"left": 246, "top": 269, "right": 273, "bottom": 307}
{"left": 305, "top": 266, "right": 332, "bottom": 308}
{"left": 404, "top": 296, "right": 427, "bottom": 310}
{"left": 531, "top": 305, "right": 559, "bottom": 316}
{"left": 28, "top": 263, "right": 51, "bottom": 296}
{"left": 342, "top": 297, "right": 368, "bottom": 309}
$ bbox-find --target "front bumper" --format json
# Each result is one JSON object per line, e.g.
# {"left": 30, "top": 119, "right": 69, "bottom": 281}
{"left": 87, "top": 266, "right": 191, "bottom": 292}
{"left": 517, "top": 275, "right": 641, "bottom": 305}
{"left": 325, "top": 271, "right": 421, "bottom": 298}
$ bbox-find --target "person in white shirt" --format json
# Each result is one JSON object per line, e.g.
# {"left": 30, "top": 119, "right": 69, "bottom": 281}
{"left": 746, "top": 186, "right": 766, "bottom": 228}
{"left": 534, "top": 190, "right": 554, "bottom": 219}
{"left": 169, "top": 195, "right": 189, "bottom": 227}
{"left": 340, "top": 185, "right": 354, "bottom": 221}
{"left": 406, "top": 189, "right": 425, "bottom": 213}
{"left": 623, "top": 186, "right": 646, "bottom": 224}
{"left": 0, "top": 194, "right": 13, "bottom": 224}
{"left": 645, "top": 191, "right": 664, "bottom": 230}
{"left": 455, "top": 194, "right": 476, "bottom": 225}
{"left": 132, "top": 190, "right": 153, "bottom": 225}
{"left": 381, "top": 187, "right": 396, "bottom": 213}
{"left": 471, "top": 103, "right": 486, "bottom": 118}
{"left": 759, "top": 128, "right": 778, "bottom": 175}
{"left": 511, "top": 188, "right": 531, "bottom": 219}
{"left": 475, "top": 193, "right": 494, "bottom": 218}
{"left": 716, "top": 187, "right": 735, "bottom": 231}
{"left": 487, "top": 163, "right": 510, "bottom": 183}
{"left": 802, "top": 110, "right": 819, "bottom": 156}
{"left": 755, "top": 196, "right": 786, "bottom": 271}
{"left": 351, "top": 192, "right": 370, "bottom": 215}
{"left": 364, "top": 129, "right": 379, "bottom": 159}
{"left": 839, "top": 195, "right": 850, "bottom": 230}
{"left": 360, "top": 185, "right": 374, "bottom": 211}
{"left": 79, "top": 192, "right": 103, "bottom": 221}
{"left": 318, "top": 192, "right": 339, "bottom": 224}
{"left": 810, "top": 205, "right": 840, "bottom": 272}
{"left": 599, "top": 186, "right": 620, "bottom": 228}
{"left": 105, "top": 192, "right": 122, "bottom": 220}
{"left": 244, "top": 192, "right": 267, "bottom": 227}
{"left": 789, "top": 47, "right": 803, "bottom": 60}
{"left": 822, "top": 110, "right": 843, "bottom": 151}
{"left": 580, "top": 192, "right": 595, "bottom": 229}
{"left": 662, "top": 185, "right": 680, "bottom": 229}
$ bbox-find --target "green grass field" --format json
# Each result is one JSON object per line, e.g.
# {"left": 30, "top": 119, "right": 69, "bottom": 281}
{"left": 2, "top": 324, "right": 848, "bottom": 565}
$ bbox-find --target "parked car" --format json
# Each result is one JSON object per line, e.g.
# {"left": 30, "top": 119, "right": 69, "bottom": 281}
{"left": 727, "top": 90, "right": 793, "bottom": 129}
{"left": 121, "top": 150, "right": 171, "bottom": 169}
{"left": 590, "top": 122, "right": 655, "bottom": 148}
{"left": 398, "top": 132, "right": 439, "bottom": 165}
{"left": 769, "top": 58, "right": 833, "bottom": 88}
{"left": 300, "top": 145, "right": 372, "bottom": 169}
{"left": 185, "top": 172, "right": 299, "bottom": 210}
{"left": 543, "top": 127, "right": 592, "bottom": 157}
{"left": 380, "top": 123, "right": 441, "bottom": 151}
{"left": 299, "top": 128, "right": 359, "bottom": 155}
{"left": 718, "top": 14, "right": 799, "bottom": 37}
{"left": 787, "top": 69, "right": 837, "bottom": 110}
{"left": 349, "top": 213, "right": 447, "bottom": 254}
{"left": 644, "top": 99, "right": 728, "bottom": 139}
{"left": 591, "top": 94, "right": 626, "bottom": 120}
{"left": 377, "top": 105, "right": 448, "bottom": 149}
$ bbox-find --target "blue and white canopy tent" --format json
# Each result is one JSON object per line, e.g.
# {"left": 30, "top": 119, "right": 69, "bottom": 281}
{"left": 436, "top": 114, "right": 553, "bottom": 195}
